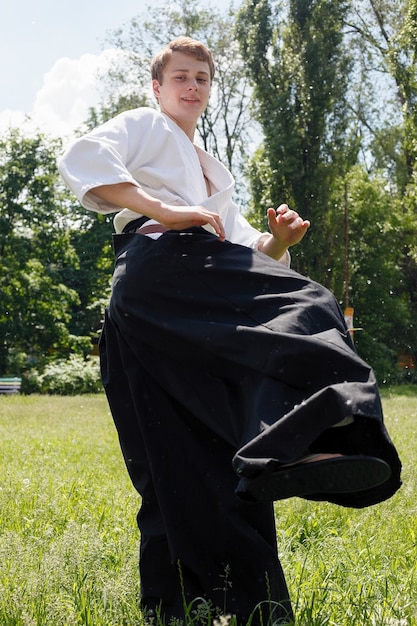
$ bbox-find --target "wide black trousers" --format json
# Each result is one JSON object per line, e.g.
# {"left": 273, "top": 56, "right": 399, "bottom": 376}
{"left": 99, "top": 228, "right": 401, "bottom": 624}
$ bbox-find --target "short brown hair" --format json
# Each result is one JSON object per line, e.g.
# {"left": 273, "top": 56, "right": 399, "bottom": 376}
{"left": 151, "top": 37, "right": 215, "bottom": 84}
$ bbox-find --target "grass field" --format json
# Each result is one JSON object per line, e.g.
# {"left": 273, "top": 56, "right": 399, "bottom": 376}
{"left": 0, "top": 389, "right": 416, "bottom": 625}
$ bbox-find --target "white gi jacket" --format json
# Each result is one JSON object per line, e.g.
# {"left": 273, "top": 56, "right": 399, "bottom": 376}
{"left": 58, "top": 107, "right": 289, "bottom": 263}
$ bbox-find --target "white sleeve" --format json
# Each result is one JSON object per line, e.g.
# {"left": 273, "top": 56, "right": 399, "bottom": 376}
{"left": 57, "top": 112, "right": 145, "bottom": 214}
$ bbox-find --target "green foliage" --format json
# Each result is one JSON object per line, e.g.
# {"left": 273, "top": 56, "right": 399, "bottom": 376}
{"left": 383, "top": 0, "right": 417, "bottom": 185}
{"left": 84, "top": 93, "right": 150, "bottom": 130}
{"left": 335, "top": 166, "right": 417, "bottom": 382}
{"left": 343, "top": 1, "right": 417, "bottom": 379}
{"left": 0, "top": 128, "right": 114, "bottom": 378}
{"left": 0, "top": 130, "right": 83, "bottom": 375}
{"left": 0, "top": 394, "right": 415, "bottom": 624}
{"left": 236, "top": 0, "right": 356, "bottom": 278}
{"left": 22, "top": 355, "right": 102, "bottom": 395}
{"left": 64, "top": 213, "right": 114, "bottom": 340}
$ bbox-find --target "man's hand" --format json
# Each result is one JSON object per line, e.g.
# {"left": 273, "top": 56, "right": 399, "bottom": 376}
{"left": 91, "top": 183, "right": 226, "bottom": 240}
{"left": 258, "top": 204, "right": 310, "bottom": 261}
{"left": 159, "top": 205, "right": 226, "bottom": 241}
{"left": 267, "top": 204, "right": 310, "bottom": 247}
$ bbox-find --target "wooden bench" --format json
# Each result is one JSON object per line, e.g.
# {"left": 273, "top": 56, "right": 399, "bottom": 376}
{"left": 0, "top": 377, "right": 22, "bottom": 395}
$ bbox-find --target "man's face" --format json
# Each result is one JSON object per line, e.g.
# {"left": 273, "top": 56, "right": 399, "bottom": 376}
{"left": 152, "top": 51, "right": 211, "bottom": 134}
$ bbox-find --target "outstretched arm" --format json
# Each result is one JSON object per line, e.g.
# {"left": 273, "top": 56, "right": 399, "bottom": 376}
{"left": 257, "top": 204, "right": 310, "bottom": 261}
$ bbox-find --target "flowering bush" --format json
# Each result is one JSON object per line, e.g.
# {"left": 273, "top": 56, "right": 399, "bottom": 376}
{"left": 22, "top": 355, "right": 102, "bottom": 395}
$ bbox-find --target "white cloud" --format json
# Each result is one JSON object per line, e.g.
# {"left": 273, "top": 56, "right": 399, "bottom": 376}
{"left": 0, "top": 110, "right": 28, "bottom": 135}
{"left": 0, "top": 49, "right": 127, "bottom": 138}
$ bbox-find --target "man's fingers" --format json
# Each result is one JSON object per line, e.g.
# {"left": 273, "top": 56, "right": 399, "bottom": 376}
{"left": 288, "top": 216, "right": 304, "bottom": 230}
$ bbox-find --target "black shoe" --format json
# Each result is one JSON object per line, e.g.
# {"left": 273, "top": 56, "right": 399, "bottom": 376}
{"left": 235, "top": 454, "right": 392, "bottom": 502}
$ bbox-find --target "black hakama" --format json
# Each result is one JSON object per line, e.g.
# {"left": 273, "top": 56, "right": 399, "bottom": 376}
{"left": 99, "top": 227, "right": 401, "bottom": 625}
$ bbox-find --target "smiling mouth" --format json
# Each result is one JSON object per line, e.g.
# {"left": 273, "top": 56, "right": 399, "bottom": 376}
{"left": 182, "top": 97, "right": 200, "bottom": 103}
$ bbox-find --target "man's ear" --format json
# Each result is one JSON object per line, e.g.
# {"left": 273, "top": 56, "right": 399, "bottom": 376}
{"left": 152, "top": 79, "right": 161, "bottom": 100}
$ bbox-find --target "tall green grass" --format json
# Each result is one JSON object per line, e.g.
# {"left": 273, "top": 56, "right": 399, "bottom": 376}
{"left": 0, "top": 390, "right": 415, "bottom": 625}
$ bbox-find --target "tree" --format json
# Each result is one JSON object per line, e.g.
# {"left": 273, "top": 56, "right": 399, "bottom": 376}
{"left": 236, "top": 0, "right": 357, "bottom": 281}
{"left": 333, "top": 166, "right": 417, "bottom": 381}
{"left": 0, "top": 129, "right": 113, "bottom": 376}
{"left": 84, "top": 93, "right": 149, "bottom": 131}
{"left": 346, "top": 0, "right": 417, "bottom": 371}
{"left": 0, "top": 130, "right": 81, "bottom": 374}
{"left": 64, "top": 212, "right": 114, "bottom": 342}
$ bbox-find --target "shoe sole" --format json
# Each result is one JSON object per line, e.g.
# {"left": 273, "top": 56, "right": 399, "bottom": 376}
{"left": 236, "top": 455, "right": 392, "bottom": 502}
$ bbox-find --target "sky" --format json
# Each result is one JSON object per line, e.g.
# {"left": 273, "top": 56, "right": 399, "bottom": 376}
{"left": 0, "top": 0, "right": 225, "bottom": 138}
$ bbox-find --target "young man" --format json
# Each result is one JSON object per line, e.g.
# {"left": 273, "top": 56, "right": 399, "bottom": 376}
{"left": 58, "top": 37, "right": 401, "bottom": 626}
